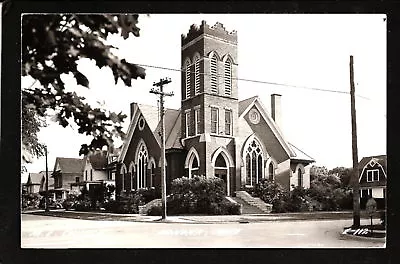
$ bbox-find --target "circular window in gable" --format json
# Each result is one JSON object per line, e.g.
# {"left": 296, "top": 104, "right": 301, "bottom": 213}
{"left": 248, "top": 109, "right": 260, "bottom": 125}
{"left": 138, "top": 116, "right": 145, "bottom": 131}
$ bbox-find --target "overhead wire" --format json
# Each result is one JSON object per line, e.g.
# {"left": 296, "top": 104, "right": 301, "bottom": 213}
{"left": 136, "top": 63, "right": 372, "bottom": 100}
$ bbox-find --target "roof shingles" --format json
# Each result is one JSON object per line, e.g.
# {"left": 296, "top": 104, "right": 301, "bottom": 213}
{"left": 55, "top": 157, "right": 84, "bottom": 173}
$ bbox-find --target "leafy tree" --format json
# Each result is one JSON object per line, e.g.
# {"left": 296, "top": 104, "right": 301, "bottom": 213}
{"left": 21, "top": 14, "right": 146, "bottom": 161}
{"left": 328, "top": 167, "right": 353, "bottom": 187}
{"left": 21, "top": 106, "right": 47, "bottom": 162}
{"left": 310, "top": 165, "right": 328, "bottom": 182}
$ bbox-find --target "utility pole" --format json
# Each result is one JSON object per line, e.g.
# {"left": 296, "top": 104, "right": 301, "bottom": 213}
{"left": 150, "top": 78, "right": 174, "bottom": 220}
{"left": 45, "top": 146, "right": 49, "bottom": 212}
{"left": 350, "top": 55, "right": 360, "bottom": 228}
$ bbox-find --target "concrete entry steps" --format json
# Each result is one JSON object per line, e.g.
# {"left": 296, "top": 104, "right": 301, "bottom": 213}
{"left": 230, "top": 196, "right": 265, "bottom": 214}
{"left": 234, "top": 191, "right": 273, "bottom": 214}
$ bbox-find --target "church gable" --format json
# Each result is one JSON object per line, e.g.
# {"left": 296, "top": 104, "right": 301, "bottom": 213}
{"left": 239, "top": 98, "right": 294, "bottom": 163}
{"left": 122, "top": 113, "right": 161, "bottom": 168}
{"left": 119, "top": 104, "right": 161, "bottom": 164}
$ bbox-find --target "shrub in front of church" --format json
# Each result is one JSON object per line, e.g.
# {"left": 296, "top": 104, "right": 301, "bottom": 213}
{"left": 147, "top": 204, "right": 163, "bottom": 216}
{"left": 285, "top": 186, "right": 311, "bottom": 212}
{"left": 167, "top": 176, "right": 238, "bottom": 215}
{"left": 253, "top": 179, "right": 290, "bottom": 212}
{"left": 103, "top": 188, "right": 161, "bottom": 214}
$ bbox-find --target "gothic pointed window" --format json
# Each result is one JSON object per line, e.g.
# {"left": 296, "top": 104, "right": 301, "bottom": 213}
{"left": 149, "top": 160, "right": 156, "bottom": 188}
{"left": 120, "top": 164, "right": 127, "bottom": 192}
{"left": 136, "top": 142, "right": 148, "bottom": 189}
{"left": 188, "top": 153, "right": 199, "bottom": 178}
{"left": 269, "top": 162, "right": 274, "bottom": 180}
{"left": 185, "top": 60, "right": 191, "bottom": 99}
{"left": 194, "top": 55, "right": 200, "bottom": 95}
{"left": 245, "top": 138, "right": 264, "bottom": 186}
{"left": 210, "top": 54, "right": 218, "bottom": 94}
{"left": 224, "top": 58, "right": 232, "bottom": 96}
{"left": 298, "top": 168, "right": 303, "bottom": 187}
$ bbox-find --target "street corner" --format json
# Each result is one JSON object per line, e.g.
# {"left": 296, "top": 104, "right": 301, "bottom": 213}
{"left": 340, "top": 227, "right": 386, "bottom": 244}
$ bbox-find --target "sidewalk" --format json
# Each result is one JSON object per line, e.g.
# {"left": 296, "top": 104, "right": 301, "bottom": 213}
{"left": 22, "top": 209, "right": 381, "bottom": 224}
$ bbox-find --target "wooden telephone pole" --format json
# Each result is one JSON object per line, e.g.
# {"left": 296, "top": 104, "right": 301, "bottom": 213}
{"left": 150, "top": 78, "right": 174, "bottom": 220}
{"left": 45, "top": 146, "right": 49, "bottom": 212}
{"left": 350, "top": 55, "right": 360, "bottom": 228}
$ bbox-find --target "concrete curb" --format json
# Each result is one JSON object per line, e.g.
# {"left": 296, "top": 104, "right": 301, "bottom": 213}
{"left": 22, "top": 210, "right": 382, "bottom": 225}
{"left": 339, "top": 232, "right": 386, "bottom": 243}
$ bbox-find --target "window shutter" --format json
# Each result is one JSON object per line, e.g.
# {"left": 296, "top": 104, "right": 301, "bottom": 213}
{"left": 224, "top": 59, "right": 232, "bottom": 96}
{"left": 210, "top": 55, "right": 218, "bottom": 94}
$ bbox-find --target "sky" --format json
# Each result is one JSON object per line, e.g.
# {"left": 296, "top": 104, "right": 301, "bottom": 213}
{"left": 22, "top": 14, "right": 387, "bottom": 174}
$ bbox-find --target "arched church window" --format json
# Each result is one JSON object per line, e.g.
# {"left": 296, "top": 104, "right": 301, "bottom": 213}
{"left": 214, "top": 153, "right": 229, "bottom": 194}
{"left": 224, "top": 58, "right": 232, "bottom": 96}
{"left": 150, "top": 161, "right": 155, "bottom": 187}
{"left": 298, "top": 168, "right": 303, "bottom": 187}
{"left": 210, "top": 54, "right": 218, "bottom": 94}
{"left": 185, "top": 60, "right": 191, "bottom": 99}
{"left": 269, "top": 162, "right": 274, "bottom": 180}
{"left": 194, "top": 55, "right": 200, "bottom": 95}
{"left": 136, "top": 143, "right": 148, "bottom": 189}
{"left": 120, "top": 164, "right": 127, "bottom": 192}
{"left": 189, "top": 153, "right": 199, "bottom": 178}
{"left": 245, "top": 138, "right": 264, "bottom": 186}
{"left": 215, "top": 154, "right": 227, "bottom": 167}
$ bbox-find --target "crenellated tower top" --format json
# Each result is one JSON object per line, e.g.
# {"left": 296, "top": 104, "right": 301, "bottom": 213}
{"left": 181, "top": 20, "right": 237, "bottom": 46}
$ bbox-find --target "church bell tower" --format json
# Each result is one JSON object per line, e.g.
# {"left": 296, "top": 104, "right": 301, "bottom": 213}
{"left": 180, "top": 21, "right": 239, "bottom": 194}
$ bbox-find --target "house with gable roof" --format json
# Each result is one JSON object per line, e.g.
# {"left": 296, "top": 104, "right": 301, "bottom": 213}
{"left": 358, "top": 155, "right": 387, "bottom": 209}
{"left": 71, "top": 151, "right": 115, "bottom": 195}
{"left": 52, "top": 157, "right": 84, "bottom": 199}
{"left": 115, "top": 21, "right": 315, "bottom": 199}
{"left": 23, "top": 171, "right": 54, "bottom": 194}
{"left": 23, "top": 172, "right": 44, "bottom": 194}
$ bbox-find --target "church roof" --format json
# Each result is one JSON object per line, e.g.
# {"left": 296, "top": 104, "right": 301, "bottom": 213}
{"left": 137, "top": 104, "right": 182, "bottom": 149}
{"left": 288, "top": 143, "right": 315, "bottom": 163}
{"left": 239, "top": 96, "right": 258, "bottom": 116}
{"left": 136, "top": 104, "right": 160, "bottom": 132}
{"left": 120, "top": 103, "right": 184, "bottom": 161}
{"left": 165, "top": 110, "right": 183, "bottom": 149}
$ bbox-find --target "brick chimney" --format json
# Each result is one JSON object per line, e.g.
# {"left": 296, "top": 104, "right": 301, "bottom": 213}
{"left": 271, "top": 94, "right": 282, "bottom": 130}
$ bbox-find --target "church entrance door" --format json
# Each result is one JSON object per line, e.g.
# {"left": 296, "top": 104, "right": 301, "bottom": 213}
{"left": 214, "top": 168, "right": 229, "bottom": 195}
{"left": 213, "top": 152, "right": 231, "bottom": 196}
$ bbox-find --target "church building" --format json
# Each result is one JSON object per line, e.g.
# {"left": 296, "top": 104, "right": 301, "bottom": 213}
{"left": 115, "top": 21, "right": 314, "bottom": 197}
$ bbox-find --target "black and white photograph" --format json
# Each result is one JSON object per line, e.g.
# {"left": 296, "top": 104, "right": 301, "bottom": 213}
{"left": 19, "top": 13, "right": 386, "bottom": 249}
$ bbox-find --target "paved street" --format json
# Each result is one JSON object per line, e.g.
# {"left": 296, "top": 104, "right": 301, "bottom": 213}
{"left": 21, "top": 214, "right": 385, "bottom": 248}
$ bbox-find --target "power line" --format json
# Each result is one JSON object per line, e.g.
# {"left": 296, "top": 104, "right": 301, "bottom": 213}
{"left": 136, "top": 63, "right": 371, "bottom": 100}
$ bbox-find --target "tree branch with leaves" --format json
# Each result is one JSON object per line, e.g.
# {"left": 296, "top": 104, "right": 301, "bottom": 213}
{"left": 21, "top": 14, "right": 146, "bottom": 161}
